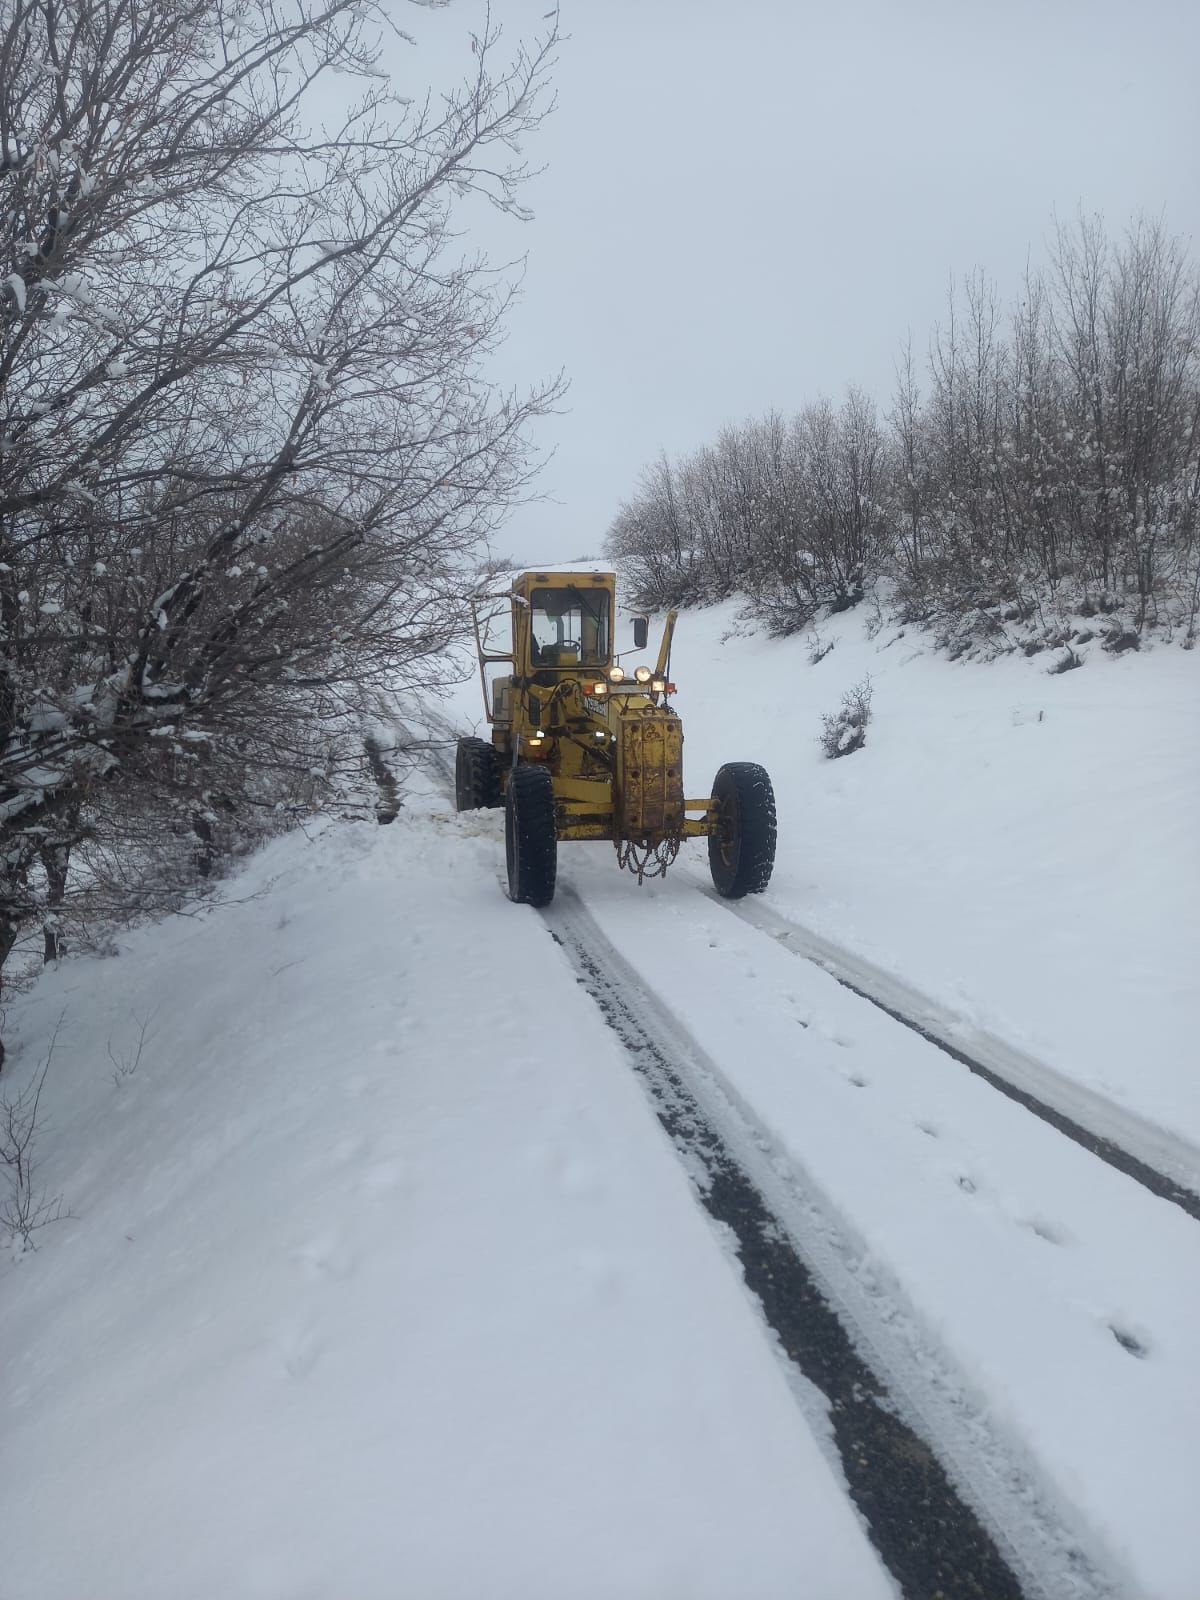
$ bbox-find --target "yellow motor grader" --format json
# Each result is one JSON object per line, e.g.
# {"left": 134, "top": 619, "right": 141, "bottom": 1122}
{"left": 457, "top": 570, "right": 776, "bottom": 908}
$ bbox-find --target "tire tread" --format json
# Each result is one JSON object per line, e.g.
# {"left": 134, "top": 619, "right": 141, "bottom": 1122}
{"left": 506, "top": 763, "right": 557, "bottom": 906}
{"left": 455, "top": 737, "right": 501, "bottom": 811}
{"left": 708, "top": 761, "right": 777, "bottom": 898}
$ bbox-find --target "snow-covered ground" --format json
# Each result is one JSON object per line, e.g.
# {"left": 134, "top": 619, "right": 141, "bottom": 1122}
{"left": 453, "top": 596, "right": 1200, "bottom": 1150}
{"left": 560, "top": 859, "right": 1200, "bottom": 1600}
{"left": 0, "top": 791, "right": 894, "bottom": 1600}
{"left": 445, "top": 594, "right": 1200, "bottom": 1598}
{"left": 3, "top": 595, "right": 1197, "bottom": 1599}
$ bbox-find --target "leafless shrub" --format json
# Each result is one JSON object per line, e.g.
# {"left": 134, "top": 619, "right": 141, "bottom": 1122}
{"left": 107, "top": 1010, "right": 156, "bottom": 1088}
{"left": 2, "top": 1013, "right": 69, "bottom": 1249}
{"left": 820, "top": 676, "right": 873, "bottom": 759}
{"left": 362, "top": 734, "right": 401, "bottom": 826}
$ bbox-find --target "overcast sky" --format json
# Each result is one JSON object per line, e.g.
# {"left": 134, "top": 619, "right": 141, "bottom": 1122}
{"left": 391, "top": 0, "right": 1200, "bottom": 567}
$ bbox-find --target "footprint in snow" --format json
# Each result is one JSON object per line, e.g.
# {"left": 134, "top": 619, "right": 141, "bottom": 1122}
{"left": 278, "top": 1322, "right": 322, "bottom": 1380}
{"left": 915, "top": 1121, "right": 939, "bottom": 1139}
{"left": 955, "top": 1174, "right": 977, "bottom": 1194}
{"left": 846, "top": 1073, "right": 869, "bottom": 1089}
{"left": 1109, "top": 1323, "right": 1151, "bottom": 1359}
{"left": 815, "top": 1021, "right": 853, "bottom": 1048}
{"left": 294, "top": 1230, "right": 356, "bottom": 1280}
{"left": 1021, "top": 1215, "right": 1068, "bottom": 1247}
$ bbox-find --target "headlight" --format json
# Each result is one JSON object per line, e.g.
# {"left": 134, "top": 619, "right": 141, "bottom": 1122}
{"left": 634, "top": 666, "right": 652, "bottom": 683}
{"left": 608, "top": 665, "right": 625, "bottom": 683}
{"left": 590, "top": 679, "right": 608, "bottom": 696}
{"left": 651, "top": 678, "right": 667, "bottom": 693}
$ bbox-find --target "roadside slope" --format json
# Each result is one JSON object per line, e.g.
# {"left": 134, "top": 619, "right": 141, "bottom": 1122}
{"left": 672, "top": 603, "right": 1199, "bottom": 1146}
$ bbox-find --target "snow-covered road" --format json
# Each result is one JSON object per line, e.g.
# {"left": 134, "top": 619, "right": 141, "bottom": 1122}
{"left": 548, "top": 843, "right": 1200, "bottom": 1600}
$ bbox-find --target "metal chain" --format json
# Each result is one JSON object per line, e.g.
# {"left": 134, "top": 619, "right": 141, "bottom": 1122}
{"left": 615, "top": 833, "right": 681, "bottom": 885}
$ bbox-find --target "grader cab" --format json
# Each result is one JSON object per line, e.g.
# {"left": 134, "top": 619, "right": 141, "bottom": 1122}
{"left": 456, "top": 571, "right": 776, "bottom": 908}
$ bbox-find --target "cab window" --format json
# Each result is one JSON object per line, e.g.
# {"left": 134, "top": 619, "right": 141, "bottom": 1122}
{"left": 530, "top": 586, "right": 610, "bottom": 669}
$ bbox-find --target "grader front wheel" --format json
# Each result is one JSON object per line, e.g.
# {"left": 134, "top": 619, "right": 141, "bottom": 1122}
{"left": 505, "top": 764, "right": 558, "bottom": 907}
{"left": 708, "top": 762, "right": 777, "bottom": 898}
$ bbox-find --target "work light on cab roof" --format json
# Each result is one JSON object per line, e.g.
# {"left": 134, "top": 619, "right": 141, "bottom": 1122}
{"left": 458, "top": 571, "right": 777, "bottom": 909}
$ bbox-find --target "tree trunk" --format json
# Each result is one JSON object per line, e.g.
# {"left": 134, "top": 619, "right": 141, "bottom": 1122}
{"left": 40, "top": 839, "right": 71, "bottom": 964}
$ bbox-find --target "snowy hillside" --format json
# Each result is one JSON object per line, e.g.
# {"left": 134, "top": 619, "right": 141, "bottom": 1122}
{"left": 2, "top": 599, "right": 1197, "bottom": 1600}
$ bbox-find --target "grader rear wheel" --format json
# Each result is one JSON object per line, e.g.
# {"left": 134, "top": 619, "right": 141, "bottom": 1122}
{"left": 708, "top": 762, "right": 777, "bottom": 898}
{"left": 455, "top": 737, "right": 501, "bottom": 812}
{"left": 505, "top": 763, "right": 558, "bottom": 906}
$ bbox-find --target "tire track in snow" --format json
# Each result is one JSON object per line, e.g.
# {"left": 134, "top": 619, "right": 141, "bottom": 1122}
{"left": 543, "top": 884, "right": 1120, "bottom": 1600}
{"left": 414, "top": 719, "right": 1121, "bottom": 1597}
{"left": 693, "top": 881, "right": 1200, "bottom": 1222}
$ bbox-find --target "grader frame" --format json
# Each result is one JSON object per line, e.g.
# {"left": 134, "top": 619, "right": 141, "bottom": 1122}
{"left": 458, "top": 570, "right": 776, "bottom": 907}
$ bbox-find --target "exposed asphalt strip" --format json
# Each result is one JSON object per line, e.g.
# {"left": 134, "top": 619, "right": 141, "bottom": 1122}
{"left": 543, "top": 885, "right": 1117, "bottom": 1600}
{"left": 700, "top": 884, "right": 1200, "bottom": 1225}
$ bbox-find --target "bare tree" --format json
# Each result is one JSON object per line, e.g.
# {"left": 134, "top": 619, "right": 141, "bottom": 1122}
{"left": 895, "top": 219, "right": 1198, "bottom": 638}
{"left": 1049, "top": 214, "right": 1200, "bottom": 619}
{"left": 606, "top": 212, "right": 1199, "bottom": 656}
{"left": 888, "top": 338, "right": 931, "bottom": 588}
{"left": 607, "top": 452, "right": 698, "bottom": 608}
{"left": 0, "top": 1, "right": 562, "bottom": 1018}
